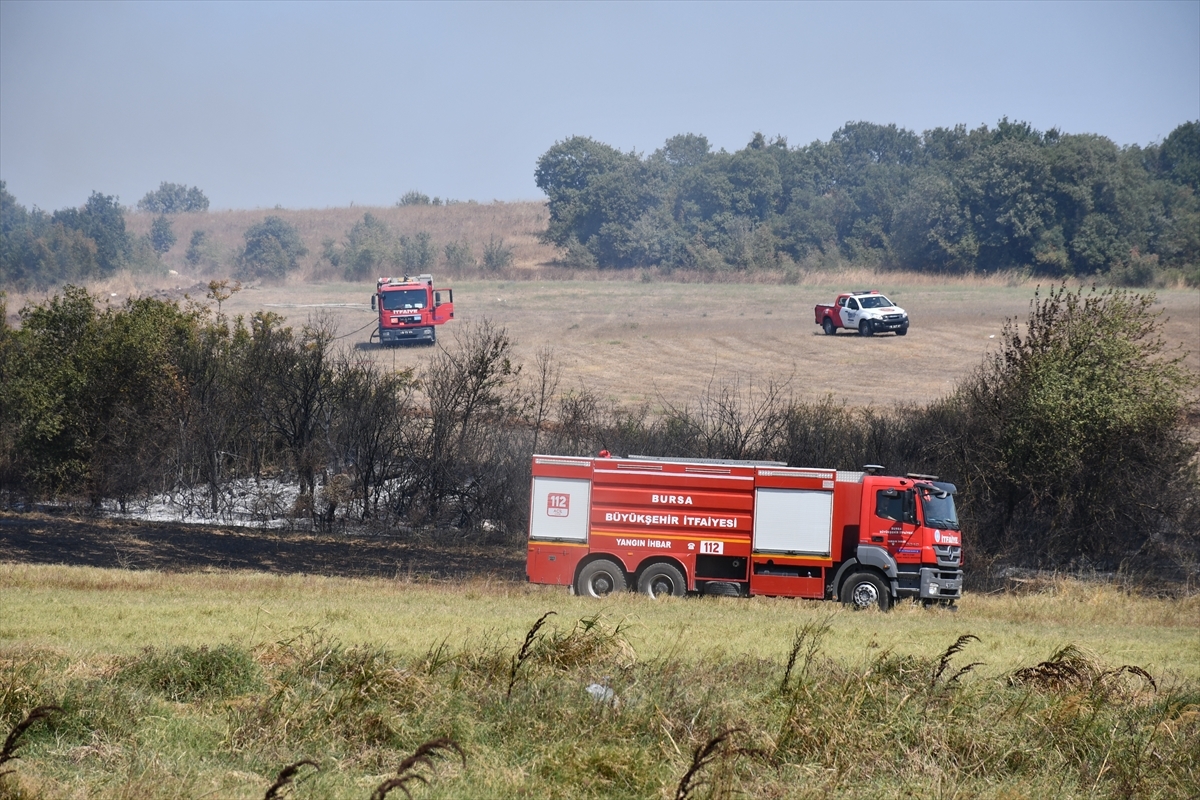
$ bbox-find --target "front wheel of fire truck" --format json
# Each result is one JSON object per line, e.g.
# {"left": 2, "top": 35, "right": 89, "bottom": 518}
{"left": 638, "top": 563, "right": 687, "bottom": 599}
{"left": 839, "top": 572, "right": 891, "bottom": 611}
{"left": 576, "top": 560, "right": 628, "bottom": 598}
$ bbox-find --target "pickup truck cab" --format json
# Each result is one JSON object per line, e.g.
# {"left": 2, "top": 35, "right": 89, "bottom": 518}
{"left": 815, "top": 291, "right": 909, "bottom": 336}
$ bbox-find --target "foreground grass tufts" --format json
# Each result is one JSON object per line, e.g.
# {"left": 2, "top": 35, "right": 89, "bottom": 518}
{"left": 117, "top": 644, "right": 263, "bottom": 702}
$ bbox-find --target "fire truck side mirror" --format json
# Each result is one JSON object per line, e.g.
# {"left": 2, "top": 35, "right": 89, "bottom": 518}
{"left": 371, "top": 295, "right": 376, "bottom": 311}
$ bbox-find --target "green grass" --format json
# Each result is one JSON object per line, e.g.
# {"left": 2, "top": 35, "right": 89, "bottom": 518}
{"left": 2, "top": 564, "right": 1198, "bottom": 798}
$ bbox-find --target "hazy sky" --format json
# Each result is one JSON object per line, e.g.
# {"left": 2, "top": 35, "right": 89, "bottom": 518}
{"left": 2, "top": 1, "right": 1198, "bottom": 211}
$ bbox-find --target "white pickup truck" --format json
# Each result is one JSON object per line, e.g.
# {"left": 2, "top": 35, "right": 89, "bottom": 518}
{"left": 814, "top": 290, "right": 909, "bottom": 336}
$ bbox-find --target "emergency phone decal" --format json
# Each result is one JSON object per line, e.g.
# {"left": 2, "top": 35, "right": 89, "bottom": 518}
{"left": 547, "top": 493, "right": 570, "bottom": 517}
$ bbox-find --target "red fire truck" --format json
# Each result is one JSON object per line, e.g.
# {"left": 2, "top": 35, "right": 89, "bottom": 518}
{"left": 370, "top": 274, "right": 455, "bottom": 346}
{"left": 525, "top": 454, "right": 963, "bottom": 610}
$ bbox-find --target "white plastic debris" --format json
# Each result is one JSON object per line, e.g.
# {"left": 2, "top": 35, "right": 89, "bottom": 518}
{"left": 586, "top": 681, "right": 618, "bottom": 708}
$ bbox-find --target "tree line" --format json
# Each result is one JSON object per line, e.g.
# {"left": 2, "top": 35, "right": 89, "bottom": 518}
{"left": 536, "top": 120, "right": 1200, "bottom": 284}
{"left": 0, "top": 283, "right": 1195, "bottom": 574}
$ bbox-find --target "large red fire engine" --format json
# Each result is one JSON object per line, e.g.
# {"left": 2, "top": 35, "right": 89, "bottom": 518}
{"left": 525, "top": 454, "right": 963, "bottom": 610}
{"left": 370, "top": 274, "right": 454, "bottom": 346}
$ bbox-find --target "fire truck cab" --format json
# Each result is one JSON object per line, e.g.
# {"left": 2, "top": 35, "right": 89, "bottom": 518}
{"left": 525, "top": 454, "right": 963, "bottom": 610}
{"left": 371, "top": 274, "right": 454, "bottom": 346}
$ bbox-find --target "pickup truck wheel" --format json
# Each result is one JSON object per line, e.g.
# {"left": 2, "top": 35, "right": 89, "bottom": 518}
{"left": 638, "top": 563, "right": 687, "bottom": 599}
{"left": 839, "top": 572, "right": 891, "bottom": 611}
{"left": 576, "top": 560, "right": 627, "bottom": 598}
{"left": 822, "top": 317, "right": 836, "bottom": 336}
{"left": 858, "top": 320, "right": 874, "bottom": 337}
{"left": 896, "top": 325, "right": 908, "bottom": 336}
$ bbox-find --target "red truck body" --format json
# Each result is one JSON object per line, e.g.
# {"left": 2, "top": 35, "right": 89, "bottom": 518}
{"left": 371, "top": 274, "right": 454, "bottom": 346}
{"left": 526, "top": 454, "right": 963, "bottom": 609}
{"left": 815, "top": 290, "right": 909, "bottom": 336}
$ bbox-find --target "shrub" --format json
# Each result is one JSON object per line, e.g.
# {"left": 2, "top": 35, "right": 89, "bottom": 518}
{"left": 116, "top": 645, "right": 262, "bottom": 702}
{"left": 482, "top": 237, "right": 514, "bottom": 271}
{"left": 237, "top": 216, "right": 307, "bottom": 280}
{"left": 149, "top": 215, "right": 176, "bottom": 255}
{"left": 137, "top": 182, "right": 209, "bottom": 214}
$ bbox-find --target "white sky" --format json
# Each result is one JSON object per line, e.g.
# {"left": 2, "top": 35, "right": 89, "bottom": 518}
{"left": 2, "top": 0, "right": 1197, "bottom": 211}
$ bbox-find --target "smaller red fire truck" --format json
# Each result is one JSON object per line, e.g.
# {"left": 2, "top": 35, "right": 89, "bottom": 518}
{"left": 525, "top": 454, "right": 963, "bottom": 610}
{"left": 371, "top": 274, "right": 455, "bottom": 346}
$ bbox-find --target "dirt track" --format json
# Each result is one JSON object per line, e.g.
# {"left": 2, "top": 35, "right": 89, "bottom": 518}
{"left": 0, "top": 512, "right": 526, "bottom": 581}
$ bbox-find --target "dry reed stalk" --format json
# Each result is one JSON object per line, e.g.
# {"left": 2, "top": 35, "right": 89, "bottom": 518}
{"left": 369, "top": 736, "right": 465, "bottom": 800}
{"left": 0, "top": 705, "right": 61, "bottom": 776}
{"left": 931, "top": 634, "right": 981, "bottom": 688}
{"left": 263, "top": 759, "right": 318, "bottom": 799}
{"left": 506, "top": 611, "right": 556, "bottom": 699}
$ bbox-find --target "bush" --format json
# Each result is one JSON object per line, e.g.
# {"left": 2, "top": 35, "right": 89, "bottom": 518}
{"left": 149, "top": 215, "right": 176, "bottom": 255}
{"left": 947, "top": 284, "right": 1199, "bottom": 566}
{"left": 137, "top": 182, "right": 209, "bottom": 214}
{"left": 482, "top": 237, "right": 514, "bottom": 271}
{"left": 444, "top": 240, "right": 475, "bottom": 271}
{"left": 236, "top": 216, "right": 307, "bottom": 280}
{"left": 117, "top": 645, "right": 262, "bottom": 701}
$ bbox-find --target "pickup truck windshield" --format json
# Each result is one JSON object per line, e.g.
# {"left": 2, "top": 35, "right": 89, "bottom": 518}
{"left": 921, "top": 488, "right": 959, "bottom": 530}
{"left": 381, "top": 289, "right": 427, "bottom": 311}
{"left": 858, "top": 295, "right": 894, "bottom": 309}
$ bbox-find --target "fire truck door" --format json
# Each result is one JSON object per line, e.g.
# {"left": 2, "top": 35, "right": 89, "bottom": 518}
{"left": 872, "top": 488, "right": 918, "bottom": 554}
{"left": 529, "top": 477, "right": 590, "bottom": 542}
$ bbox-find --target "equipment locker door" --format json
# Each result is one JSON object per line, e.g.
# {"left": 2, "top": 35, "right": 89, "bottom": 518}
{"left": 752, "top": 488, "right": 834, "bottom": 555}
{"left": 529, "top": 477, "right": 591, "bottom": 542}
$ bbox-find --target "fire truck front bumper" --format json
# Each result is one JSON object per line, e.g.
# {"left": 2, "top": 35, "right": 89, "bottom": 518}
{"left": 919, "top": 567, "right": 962, "bottom": 600}
{"left": 380, "top": 326, "right": 434, "bottom": 344}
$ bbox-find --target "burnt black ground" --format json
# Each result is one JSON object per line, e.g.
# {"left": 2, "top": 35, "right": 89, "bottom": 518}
{"left": 0, "top": 512, "right": 526, "bottom": 581}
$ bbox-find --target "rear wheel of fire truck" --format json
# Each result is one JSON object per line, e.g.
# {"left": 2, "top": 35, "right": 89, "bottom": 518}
{"left": 822, "top": 317, "right": 836, "bottom": 336}
{"left": 839, "top": 572, "right": 891, "bottom": 611}
{"left": 858, "top": 320, "right": 874, "bottom": 337}
{"left": 576, "top": 560, "right": 627, "bottom": 598}
{"left": 638, "top": 563, "right": 687, "bottom": 599}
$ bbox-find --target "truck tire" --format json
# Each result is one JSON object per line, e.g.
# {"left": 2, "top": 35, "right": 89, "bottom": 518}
{"left": 822, "top": 317, "right": 836, "bottom": 336}
{"left": 896, "top": 325, "right": 908, "bottom": 336}
{"left": 839, "top": 572, "right": 891, "bottom": 611}
{"left": 638, "top": 563, "right": 687, "bottom": 599}
{"left": 858, "top": 320, "right": 874, "bottom": 337}
{"left": 576, "top": 560, "right": 627, "bottom": 598}
{"left": 427, "top": 327, "right": 437, "bottom": 346}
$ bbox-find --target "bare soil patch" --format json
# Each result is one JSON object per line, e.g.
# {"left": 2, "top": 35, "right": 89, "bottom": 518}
{"left": 0, "top": 512, "right": 525, "bottom": 581}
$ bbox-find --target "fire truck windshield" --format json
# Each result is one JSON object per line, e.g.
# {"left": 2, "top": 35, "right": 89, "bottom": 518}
{"left": 381, "top": 289, "right": 426, "bottom": 311}
{"left": 921, "top": 488, "right": 959, "bottom": 530}
{"left": 858, "top": 295, "right": 894, "bottom": 309}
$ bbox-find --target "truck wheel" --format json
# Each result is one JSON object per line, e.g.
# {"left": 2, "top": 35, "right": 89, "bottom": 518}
{"left": 822, "top": 317, "right": 836, "bottom": 336}
{"left": 638, "top": 563, "right": 687, "bottom": 599}
{"left": 858, "top": 320, "right": 874, "bottom": 337}
{"left": 576, "top": 560, "right": 627, "bottom": 598}
{"left": 427, "top": 327, "right": 437, "bottom": 346}
{"left": 896, "top": 325, "right": 908, "bottom": 336}
{"left": 839, "top": 572, "right": 890, "bottom": 611}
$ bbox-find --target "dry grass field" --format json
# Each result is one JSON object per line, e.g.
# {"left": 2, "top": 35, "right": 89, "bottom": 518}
{"left": 202, "top": 274, "right": 1200, "bottom": 410}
